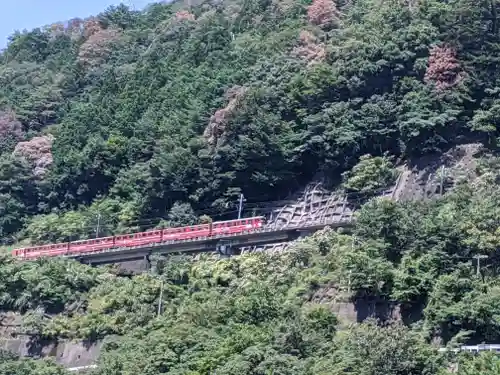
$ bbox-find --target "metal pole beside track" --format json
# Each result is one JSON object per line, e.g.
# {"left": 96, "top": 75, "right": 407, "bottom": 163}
{"left": 238, "top": 194, "right": 245, "bottom": 219}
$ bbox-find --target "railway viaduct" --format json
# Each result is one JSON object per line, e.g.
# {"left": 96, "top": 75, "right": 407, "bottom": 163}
{"left": 71, "top": 215, "right": 355, "bottom": 266}
{"left": 65, "top": 165, "right": 408, "bottom": 269}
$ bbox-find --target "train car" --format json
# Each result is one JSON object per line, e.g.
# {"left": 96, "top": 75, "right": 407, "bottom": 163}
{"left": 14, "top": 242, "right": 69, "bottom": 260}
{"left": 12, "top": 216, "right": 266, "bottom": 259}
{"left": 162, "top": 224, "right": 211, "bottom": 242}
{"left": 67, "top": 236, "right": 115, "bottom": 256}
{"left": 114, "top": 230, "right": 163, "bottom": 249}
{"left": 212, "top": 217, "right": 264, "bottom": 236}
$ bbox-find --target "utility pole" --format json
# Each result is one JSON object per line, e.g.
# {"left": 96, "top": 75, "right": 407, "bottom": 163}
{"left": 96, "top": 212, "right": 101, "bottom": 238}
{"left": 473, "top": 254, "right": 488, "bottom": 277}
{"left": 439, "top": 165, "right": 445, "bottom": 196}
{"left": 238, "top": 193, "right": 245, "bottom": 219}
{"left": 157, "top": 280, "right": 164, "bottom": 317}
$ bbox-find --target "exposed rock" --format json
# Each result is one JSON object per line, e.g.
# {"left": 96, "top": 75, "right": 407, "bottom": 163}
{"left": 203, "top": 86, "right": 247, "bottom": 148}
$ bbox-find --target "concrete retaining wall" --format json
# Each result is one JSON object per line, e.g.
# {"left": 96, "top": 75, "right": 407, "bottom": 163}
{"left": 0, "top": 337, "right": 101, "bottom": 368}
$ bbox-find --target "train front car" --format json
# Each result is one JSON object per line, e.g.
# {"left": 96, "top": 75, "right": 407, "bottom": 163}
{"left": 12, "top": 248, "right": 25, "bottom": 259}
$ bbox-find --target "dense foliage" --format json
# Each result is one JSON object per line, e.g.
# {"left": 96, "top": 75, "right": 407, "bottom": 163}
{"left": 2, "top": 0, "right": 500, "bottom": 373}
{"left": 2, "top": 0, "right": 500, "bottom": 244}
{"left": 1, "top": 177, "right": 500, "bottom": 373}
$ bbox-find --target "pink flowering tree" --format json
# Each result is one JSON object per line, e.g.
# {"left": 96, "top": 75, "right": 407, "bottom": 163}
{"left": 13, "top": 135, "right": 54, "bottom": 177}
{"left": 78, "top": 28, "right": 121, "bottom": 67}
{"left": 291, "top": 30, "right": 326, "bottom": 65}
{"left": 307, "top": 0, "right": 339, "bottom": 29}
{"left": 0, "top": 111, "right": 24, "bottom": 151}
{"left": 175, "top": 10, "right": 196, "bottom": 21}
{"left": 424, "top": 45, "right": 463, "bottom": 91}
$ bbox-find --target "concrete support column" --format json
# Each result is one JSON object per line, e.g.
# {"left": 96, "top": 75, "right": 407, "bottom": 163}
{"left": 143, "top": 254, "right": 151, "bottom": 271}
{"left": 217, "top": 240, "right": 233, "bottom": 258}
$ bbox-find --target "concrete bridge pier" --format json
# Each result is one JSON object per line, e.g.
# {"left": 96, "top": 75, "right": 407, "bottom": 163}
{"left": 217, "top": 240, "right": 233, "bottom": 258}
{"left": 297, "top": 229, "right": 315, "bottom": 239}
{"left": 144, "top": 254, "right": 151, "bottom": 271}
{"left": 112, "top": 254, "right": 152, "bottom": 275}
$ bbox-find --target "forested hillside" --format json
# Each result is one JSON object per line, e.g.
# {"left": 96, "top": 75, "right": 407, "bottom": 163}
{"left": 2, "top": 0, "right": 500, "bottom": 373}
{"left": 1, "top": 0, "right": 499, "bottom": 245}
{"left": 2, "top": 181, "right": 500, "bottom": 374}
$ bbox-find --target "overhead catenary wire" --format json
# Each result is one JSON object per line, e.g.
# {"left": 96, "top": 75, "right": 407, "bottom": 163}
{"left": 20, "top": 186, "right": 375, "bottom": 244}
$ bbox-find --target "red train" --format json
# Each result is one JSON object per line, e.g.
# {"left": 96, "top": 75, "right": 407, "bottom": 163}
{"left": 12, "top": 216, "right": 265, "bottom": 260}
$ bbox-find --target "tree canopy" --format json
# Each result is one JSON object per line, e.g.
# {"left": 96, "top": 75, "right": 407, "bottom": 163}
{"left": 1, "top": 0, "right": 500, "bottom": 373}
{"left": 1, "top": 0, "right": 500, "bottom": 244}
